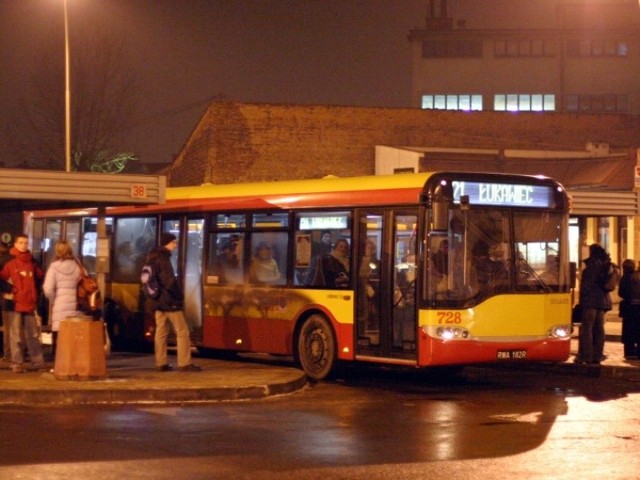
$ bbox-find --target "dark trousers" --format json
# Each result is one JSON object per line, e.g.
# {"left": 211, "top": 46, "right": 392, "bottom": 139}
{"left": 621, "top": 313, "right": 640, "bottom": 358}
{"left": 578, "top": 307, "right": 605, "bottom": 363}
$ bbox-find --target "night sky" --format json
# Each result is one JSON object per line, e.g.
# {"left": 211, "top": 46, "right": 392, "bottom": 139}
{"left": 0, "top": 0, "right": 426, "bottom": 167}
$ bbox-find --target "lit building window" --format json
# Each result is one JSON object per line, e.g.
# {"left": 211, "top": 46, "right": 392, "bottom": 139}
{"left": 494, "top": 94, "right": 556, "bottom": 112}
{"left": 421, "top": 94, "right": 483, "bottom": 111}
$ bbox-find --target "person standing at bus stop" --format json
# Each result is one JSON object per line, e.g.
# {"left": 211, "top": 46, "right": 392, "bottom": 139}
{"left": 617, "top": 259, "right": 640, "bottom": 360}
{"left": 576, "top": 243, "right": 612, "bottom": 365}
{"left": 145, "top": 233, "right": 201, "bottom": 372}
{"left": 0, "top": 234, "right": 47, "bottom": 373}
{"left": 42, "top": 241, "right": 82, "bottom": 359}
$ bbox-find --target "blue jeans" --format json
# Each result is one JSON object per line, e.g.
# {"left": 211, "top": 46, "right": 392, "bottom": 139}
{"left": 579, "top": 307, "right": 605, "bottom": 363}
{"left": 8, "top": 311, "right": 44, "bottom": 367}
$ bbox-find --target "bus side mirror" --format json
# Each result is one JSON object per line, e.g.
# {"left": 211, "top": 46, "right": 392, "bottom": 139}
{"left": 432, "top": 183, "right": 453, "bottom": 232}
{"left": 433, "top": 199, "right": 448, "bottom": 231}
{"left": 569, "top": 261, "right": 577, "bottom": 289}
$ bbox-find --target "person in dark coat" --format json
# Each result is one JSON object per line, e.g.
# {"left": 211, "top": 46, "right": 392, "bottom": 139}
{"left": 312, "top": 238, "right": 350, "bottom": 288}
{"left": 617, "top": 259, "right": 640, "bottom": 359}
{"left": 576, "top": 243, "right": 612, "bottom": 365}
{"left": 145, "top": 233, "right": 201, "bottom": 372}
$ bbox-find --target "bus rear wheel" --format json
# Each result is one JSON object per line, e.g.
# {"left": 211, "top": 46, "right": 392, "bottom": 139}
{"left": 297, "top": 314, "right": 336, "bottom": 381}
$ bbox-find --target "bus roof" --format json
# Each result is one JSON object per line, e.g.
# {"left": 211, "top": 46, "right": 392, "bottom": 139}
{"left": 166, "top": 173, "right": 432, "bottom": 200}
{"left": 26, "top": 171, "right": 566, "bottom": 217}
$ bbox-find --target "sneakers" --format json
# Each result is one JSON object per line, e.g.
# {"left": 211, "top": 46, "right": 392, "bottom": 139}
{"left": 156, "top": 364, "right": 174, "bottom": 372}
{"left": 178, "top": 364, "right": 202, "bottom": 372}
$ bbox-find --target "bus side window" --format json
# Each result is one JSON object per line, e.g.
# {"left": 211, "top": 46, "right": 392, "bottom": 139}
{"left": 206, "top": 233, "right": 245, "bottom": 285}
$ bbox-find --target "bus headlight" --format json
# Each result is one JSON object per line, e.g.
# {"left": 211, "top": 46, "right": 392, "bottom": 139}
{"left": 433, "top": 326, "right": 469, "bottom": 340}
{"left": 547, "top": 325, "right": 571, "bottom": 338}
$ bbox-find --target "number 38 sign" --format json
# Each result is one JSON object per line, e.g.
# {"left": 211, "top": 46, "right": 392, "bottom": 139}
{"left": 130, "top": 184, "right": 147, "bottom": 199}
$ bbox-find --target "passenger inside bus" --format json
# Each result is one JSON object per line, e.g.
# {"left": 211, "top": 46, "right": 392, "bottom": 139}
{"left": 249, "top": 242, "right": 281, "bottom": 285}
{"left": 214, "top": 236, "right": 244, "bottom": 284}
{"left": 313, "top": 230, "right": 333, "bottom": 257}
{"left": 472, "top": 241, "right": 509, "bottom": 293}
{"left": 358, "top": 239, "right": 380, "bottom": 330}
{"left": 312, "top": 238, "right": 350, "bottom": 288}
{"left": 303, "top": 230, "right": 333, "bottom": 286}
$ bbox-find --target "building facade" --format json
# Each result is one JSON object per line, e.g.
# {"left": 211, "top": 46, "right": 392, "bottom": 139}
{"left": 166, "top": 101, "right": 640, "bottom": 271}
{"left": 409, "top": 0, "right": 640, "bottom": 115}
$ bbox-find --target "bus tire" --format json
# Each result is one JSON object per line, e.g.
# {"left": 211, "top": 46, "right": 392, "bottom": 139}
{"left": 297, "top": 314, "right": 336, "bottom": 380}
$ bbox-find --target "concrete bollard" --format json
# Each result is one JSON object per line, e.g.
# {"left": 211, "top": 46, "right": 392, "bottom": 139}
{"left": 54, "top": 317, "right": 107, "bottom": 380}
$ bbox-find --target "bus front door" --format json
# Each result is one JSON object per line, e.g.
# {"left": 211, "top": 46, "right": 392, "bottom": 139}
{"left": 356, "top": 210, "right": 417, "bottom": 360}
{"left": 391, "top": 213, "right": 418, "bottom": 356}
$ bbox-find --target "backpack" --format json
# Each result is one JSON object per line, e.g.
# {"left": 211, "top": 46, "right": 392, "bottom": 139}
{"left": 603, "top": 262, "right": 621, "bottom": 292}
{"left": 140, "top": 261, "right": 161, "bottom": 299}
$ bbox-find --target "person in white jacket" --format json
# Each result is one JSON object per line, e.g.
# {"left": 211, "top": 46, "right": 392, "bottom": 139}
{"left": 43, "top": 241, "right": 82, "bottom": 357}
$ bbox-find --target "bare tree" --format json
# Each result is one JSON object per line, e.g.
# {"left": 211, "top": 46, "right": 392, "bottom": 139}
{"left": 5, "top": 15, "right": 139, "bottom": 172}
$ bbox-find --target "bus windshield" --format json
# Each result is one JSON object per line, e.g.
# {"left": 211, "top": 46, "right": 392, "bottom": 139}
{"left": 426, "top": 208, "right": 567, "bottom": 307}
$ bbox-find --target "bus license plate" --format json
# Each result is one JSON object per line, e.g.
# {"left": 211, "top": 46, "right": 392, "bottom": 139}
{"left": 497, "top": 349, "right": 527, "bottom": 360}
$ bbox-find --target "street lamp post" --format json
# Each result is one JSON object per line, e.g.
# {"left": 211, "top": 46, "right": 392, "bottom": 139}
{"left": 63, "top": 0, "right": 71, "bottom": 172}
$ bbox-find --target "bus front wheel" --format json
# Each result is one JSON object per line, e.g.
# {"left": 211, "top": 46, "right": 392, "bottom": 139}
{"left": 297, "top": 314, "right": 336, "bottom": 381}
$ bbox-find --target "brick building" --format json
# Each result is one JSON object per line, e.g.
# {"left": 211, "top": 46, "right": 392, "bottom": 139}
{"left": 165, "top": 100, "right": 640, "bottom": 270}
{"left": 167, "top": 101, "right": 640, "bottom": 186}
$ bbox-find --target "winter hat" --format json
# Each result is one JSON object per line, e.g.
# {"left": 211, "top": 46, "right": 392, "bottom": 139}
{"left": 160, "top": 232, "right": 177, "bottom": 247}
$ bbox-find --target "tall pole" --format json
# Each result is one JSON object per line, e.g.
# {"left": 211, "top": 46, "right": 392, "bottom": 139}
{"left": 64, "top": 0, "right": 71, "bottom": 172}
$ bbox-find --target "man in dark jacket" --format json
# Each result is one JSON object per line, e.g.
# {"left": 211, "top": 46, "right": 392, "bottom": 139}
{"left": 576, "top": 243, "right": 612, "bottom": 365}
{"left": 145, "top": 233, "right": 201, "bottom": 372}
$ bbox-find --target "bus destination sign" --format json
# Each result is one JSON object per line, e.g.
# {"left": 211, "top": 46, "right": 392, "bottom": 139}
{"left": 452, "top": 181, "right": 554, "bottom": 208}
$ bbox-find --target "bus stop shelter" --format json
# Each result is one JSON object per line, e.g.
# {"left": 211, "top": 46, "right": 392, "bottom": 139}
{"left": 0, "top": 167, "right": 166, "bottom": 300}
{"left": 0, "top": 168, "right": 165, "bottom": 214}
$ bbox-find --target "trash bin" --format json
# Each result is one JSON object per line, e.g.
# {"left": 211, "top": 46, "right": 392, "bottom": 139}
{"left": 54, "top": 317, "right": 107, "bottom": 380}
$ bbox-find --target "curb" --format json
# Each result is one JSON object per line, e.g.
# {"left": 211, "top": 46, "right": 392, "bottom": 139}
{"left": 0, "top": 371, "right": 309, "bottom": 406}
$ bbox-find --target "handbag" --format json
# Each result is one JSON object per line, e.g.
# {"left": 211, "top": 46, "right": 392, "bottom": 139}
{"left": 76, "top": 260, "right": 102, "bottom": 317}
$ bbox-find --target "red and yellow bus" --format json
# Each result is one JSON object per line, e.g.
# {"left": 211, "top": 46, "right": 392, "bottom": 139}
{"left": 26, "top": 172, "right": 572, "bottom": 379}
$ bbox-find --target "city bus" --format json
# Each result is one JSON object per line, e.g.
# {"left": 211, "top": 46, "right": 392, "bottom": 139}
{"left": 26, "top": 172, "right": 572, "bottom": 379}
